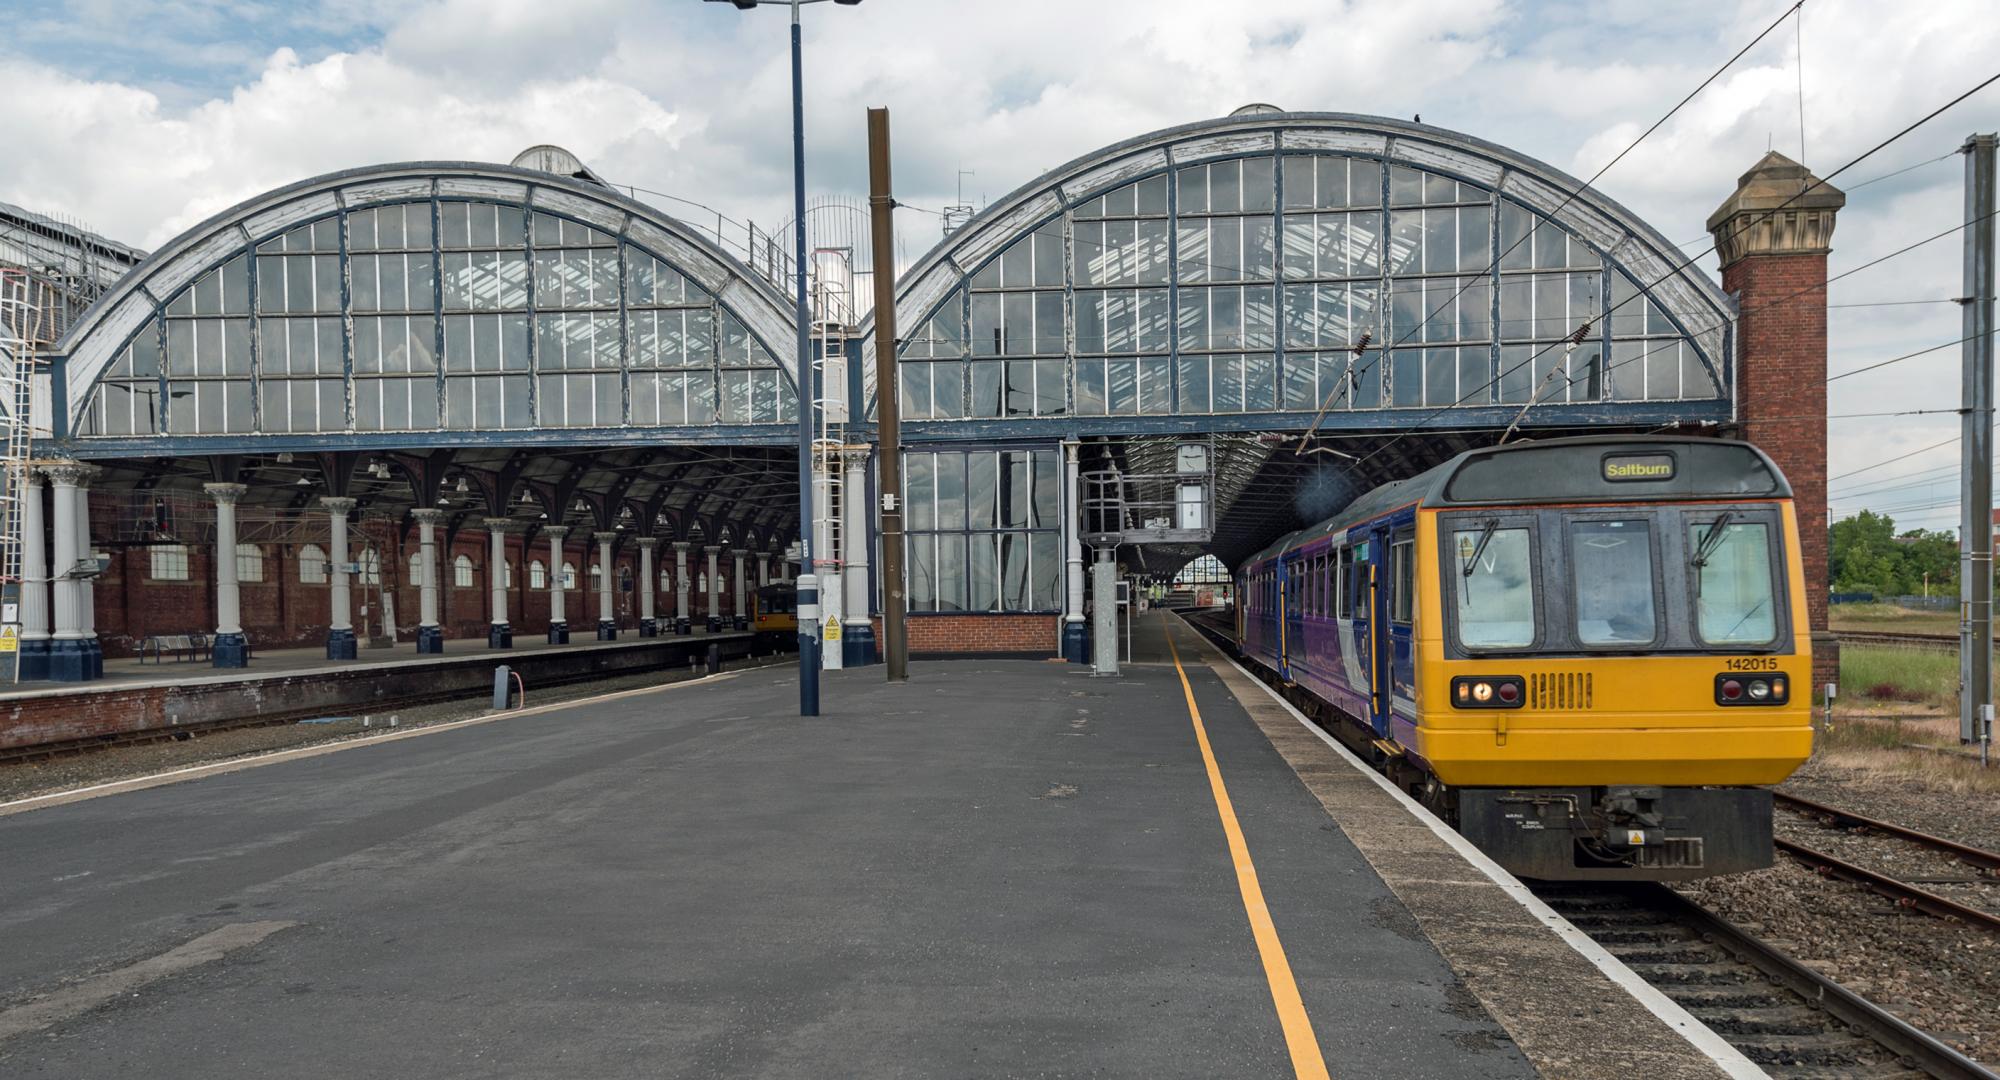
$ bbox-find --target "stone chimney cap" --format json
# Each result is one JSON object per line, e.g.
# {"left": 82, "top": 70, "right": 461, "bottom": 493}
{"left": 1707, "top": 151, "right": 1846, "bottom": 265}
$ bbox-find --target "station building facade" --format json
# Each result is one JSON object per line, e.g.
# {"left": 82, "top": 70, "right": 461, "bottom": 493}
{"left": 16, "top": 112, "right": 1839, "bottom": 682}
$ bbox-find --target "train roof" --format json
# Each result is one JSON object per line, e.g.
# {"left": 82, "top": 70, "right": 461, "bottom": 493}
{"left": 1240, "top": 436, "right": 1790, "bottom": 567}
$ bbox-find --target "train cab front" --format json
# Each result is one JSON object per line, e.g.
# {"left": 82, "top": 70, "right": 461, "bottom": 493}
{"left": 1407, "top": 441, "right": 1816, "bottom": 881}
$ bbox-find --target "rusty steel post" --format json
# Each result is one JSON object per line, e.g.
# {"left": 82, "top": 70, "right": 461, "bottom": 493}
{"left": 868, "top": 107, "right": 908, "bottom": 682}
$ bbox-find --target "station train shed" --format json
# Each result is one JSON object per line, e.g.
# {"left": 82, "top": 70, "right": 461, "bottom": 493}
{"left": 5, "top": 111, "right": 1840, "bottom": 691}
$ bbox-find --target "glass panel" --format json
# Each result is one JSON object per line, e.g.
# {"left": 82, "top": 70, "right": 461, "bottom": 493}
{"left": 1454, "top": 526, "right": 1534, "bottom": 648}
{"left": 1692, "top": 522, "right": 1778, "bottom": 645}
{"left": 968, "top": 534, "right": 998, "bottom": 612}
{"left": 937, "top": 534, "right": 968, "bottom": 612}
{"left": 1570, "top": 520, "right": 1657, "bottom": 645}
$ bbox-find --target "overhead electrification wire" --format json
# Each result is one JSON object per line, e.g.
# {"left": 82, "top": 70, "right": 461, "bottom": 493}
{"left": 1290, "top": 0, "right": 1809, "bottom": 450}
{"left": 1827, "top": 335, "right": 1976, "bottom": 381}
{"left": 1348, "top": 67, "right": 2000, "bottom": 472}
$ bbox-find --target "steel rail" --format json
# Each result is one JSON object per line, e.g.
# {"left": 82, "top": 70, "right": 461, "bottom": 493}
{"left": 1638, "top": 883, "right": 2000, "bottom": 1080}
{"left": 1838, "top": 630, "right": 1960, "bottom": 649}
{"left": 1775, "top": 791, "right": 2000, "bottom": 873}
{"left": 1776, "top": 837, "right": 2000, "bottom": 934}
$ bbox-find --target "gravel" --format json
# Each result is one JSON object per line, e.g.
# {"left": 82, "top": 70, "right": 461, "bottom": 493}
{"left": 1673, "top": 759, "right": 2000, "bottom": 1068}
{"left": 0, "top": 656, "right": 788, "bottom": 805}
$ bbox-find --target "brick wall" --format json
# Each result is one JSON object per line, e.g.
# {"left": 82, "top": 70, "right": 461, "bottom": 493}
{"left": 1725, "top": 252, "right": 1838, "bottom": 690}
{"left": 87, "top": 524, "right": 714, "bottom": 656}
{"left": 873, "top": 613, "right": 1059, "bottom": 657}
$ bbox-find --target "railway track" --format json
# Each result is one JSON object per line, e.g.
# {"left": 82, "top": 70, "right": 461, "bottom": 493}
{"left": 1175, "top": 609, "right": 1998, "bottom": 1079}
{"left": 1773, "top": 792, "right": 2000, "bottom": 934}
{"left": 1838, "top": 630, "right": 1960, "bottom": 651}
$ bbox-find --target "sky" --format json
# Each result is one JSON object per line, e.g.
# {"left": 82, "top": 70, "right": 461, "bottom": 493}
{"left": 2, "top": 0, "right": 1997, "bottom": 532}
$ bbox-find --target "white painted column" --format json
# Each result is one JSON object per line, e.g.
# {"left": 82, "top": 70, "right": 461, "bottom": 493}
{"left": 322, "top": 496, "right": 357, "bottom": 659}
{"left": 731, "top": 548, "right": 749, "bottom": 629}
{"left": 74, "top": 465, "right": 99, "bottom": 674}
{"left": 411, "top": 508, "right": 444, "bottom": 653}
{"left": 544, "top": 525, "right": 569, "bottom": 643}
{"left": 18, "top": 470, "right": 48, "bottom": 654}
{"left": 842, "top": 449, "right": 872, "bottom": 654}
{"left": 704, "top": 544, "right": 722, "bottom": 631}
{"left": 673, "top": 541, "right": 691, "bottom": 633}
{"left": 1062, "top": 438, "right": 1087, "bottom": 663}
{"left": 758, "top": 550, "right": 772, "bottom": 588}
{"left": 482, "top": 516, "right": 513, "bottom": 648}
{"left": 205, "top": 482, "right": 248, "bottom": 667}
{"left": 595, "top": 531, "right": 618, "bottom": 639}
{"left": 638, "top": 538, "right": 658, "bottom": 636}
{"left": 44, "top": 464, "right": 85, "bottom": 680}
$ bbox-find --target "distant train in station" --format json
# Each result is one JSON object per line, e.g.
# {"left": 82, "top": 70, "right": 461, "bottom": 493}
{"left": 1233, "top": 436, "right": 1812, "bottom": 881}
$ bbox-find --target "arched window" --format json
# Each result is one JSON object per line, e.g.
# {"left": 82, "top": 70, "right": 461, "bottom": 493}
{"left": 359, "top": 548, "right": 381, "bottom": 586}
{"left": 618, "top": 565, "right": 633, "bottom": 593}
{"left": 453, "top": 554, "right": 474, "bottom": 588}
{"left": 500, "top": 560, "right": 513, "bottom": 589}
{"left": 234, "top": 544, "right": 265, "bottom": 583}
{"left": 561, "top": 561, "right": 577, "bottom": 590}
{"left": 529, "top": 559, "right": 546, "bottom": 589}
{"left": 300, "top": 544, "right": 328, "bottom": 584}
{"left": 659, "top": 568, "right": 672, "bottom": 592}
{"left": 409, "top": 551, "right": 425, "bottom": 586}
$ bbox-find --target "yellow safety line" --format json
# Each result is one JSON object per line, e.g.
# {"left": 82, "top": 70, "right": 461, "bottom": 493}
{"left": 1162, "top": 616, "right": 1331, "bottom": 1080}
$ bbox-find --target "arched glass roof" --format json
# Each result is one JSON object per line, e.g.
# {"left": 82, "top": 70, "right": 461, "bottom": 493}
{"left": 56, "top": 163, "right": 800, "bottom": 451}
{"left": 868, "top": 112, "right": 1734, "bottom": 436}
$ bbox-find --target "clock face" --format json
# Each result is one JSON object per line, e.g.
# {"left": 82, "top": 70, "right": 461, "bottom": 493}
{"left": 1178, "top": 444, "right": 1208, "bottom": 472}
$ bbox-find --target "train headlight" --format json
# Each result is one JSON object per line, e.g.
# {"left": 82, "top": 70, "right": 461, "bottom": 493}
{"left": 1451, "top": 676, "right": 1523, "bottom": 709}
{"left": 1716, "top": 672, "right": 1790, "bottom": 705}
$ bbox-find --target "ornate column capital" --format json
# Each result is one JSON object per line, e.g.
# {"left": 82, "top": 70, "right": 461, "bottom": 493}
{"left": 202, "top": 482, "right": 248, "bottom": 505}
{"left": 543, "top": 524, "right": 570, "bottom": 540}
{"left": 410, "top": 508, "right": 447, "bottom": 526}
{"left": 1706, "top": 150, "right": 1846, "bottom": 267}
{"left": 320, "top": 495, "right": 358, "bottom": 514}
{"left": 730, "top": 548, "right": 749, "bottom": 559}
{"left": 636, "top": 537, "right": 659, "bottom": 549}
{"left": 483, "top": 516, "right": 526, "bottom": 533}
{"left": 593, "top": 530, "right": 620, "bottom": 545}
{"left": 703, "top": 544, "right": 722, "bottom": 555}
{"left": 39, "top": 462, "right": 89, "bottom": 487}
{"left": 841, "top": 447, "right": 872, "bottom": 469}
{"left": 673, "top": 540, "right": 692, "bottom": 553}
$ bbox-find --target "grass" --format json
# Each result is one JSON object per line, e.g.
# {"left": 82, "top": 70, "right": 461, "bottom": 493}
{"left": 1829, "top": 601, "right": 1959, "bottom": 636}
{"left": 1814, "top": 643, "right": 1999, "bottom": 794}
{"left": 1838, "top": 645, "right": 1960, "bottom": 711}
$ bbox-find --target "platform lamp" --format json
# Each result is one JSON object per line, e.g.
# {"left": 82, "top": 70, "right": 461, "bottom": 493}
{"left": 706, "top": 0, "right": 862, "bottom": 717}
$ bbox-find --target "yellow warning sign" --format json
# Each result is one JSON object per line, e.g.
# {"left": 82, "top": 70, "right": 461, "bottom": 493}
{"left": 824, "top": 619, "right": 842, "bottom": 642}
{"left": 0, "top": 626, "right": 18, "bottom": 653}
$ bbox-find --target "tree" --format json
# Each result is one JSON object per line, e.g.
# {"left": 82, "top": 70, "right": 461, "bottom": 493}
{"left": 1828, "top": 510, "right": 1959, "bottom": 596}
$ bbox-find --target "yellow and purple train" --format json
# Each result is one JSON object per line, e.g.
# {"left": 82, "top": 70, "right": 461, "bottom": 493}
{"left": 1234, "top": 436, "right": 1813, "bottom": 880}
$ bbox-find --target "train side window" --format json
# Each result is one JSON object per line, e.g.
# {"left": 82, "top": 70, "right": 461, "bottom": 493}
{"left": 1390, "top": 534, "right": 1414, "bottom": 624}
{"left": 1335, "top": 545, "right": 1352, "bottom": 619}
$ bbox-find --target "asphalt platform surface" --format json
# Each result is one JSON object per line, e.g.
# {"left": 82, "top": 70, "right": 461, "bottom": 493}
{"left": 0, "top": 638, "right": 1534, "bottom": 1078}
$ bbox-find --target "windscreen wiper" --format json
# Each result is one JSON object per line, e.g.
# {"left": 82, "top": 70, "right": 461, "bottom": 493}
{"left": 1692, "top": 511, "right": 1736, "bottom": 569}
{"left": 1461, "top": 519, "right": 1499, "bottom": 579}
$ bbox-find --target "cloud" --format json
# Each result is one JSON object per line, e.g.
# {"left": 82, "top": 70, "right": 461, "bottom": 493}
{"left": 2, "top": 0, "right": 1998, "bottom": 526}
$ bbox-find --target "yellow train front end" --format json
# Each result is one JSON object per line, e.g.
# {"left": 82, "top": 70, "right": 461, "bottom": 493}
{"left": 1412, "top": 505, "right": 1814, "bottom": 790}
{"left": 1390, "top": 437, "right": 1814, "bottom": 880}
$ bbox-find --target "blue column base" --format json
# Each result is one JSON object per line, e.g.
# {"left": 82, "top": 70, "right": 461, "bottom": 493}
{"left": 597, "top": 620, "right": 618, "bottom": 641}
{"left": 84, "top": 638, "right": 103, "bottom": 679}
{"left": 639, "top": 618, "right": 658, "bottom": 638}
{"left": 18, "top": 638, "right": 50, "bottom": 682}
{"left": 488, "top": 623, "right": 512, "bottom": 649}
{"left": 1062, "top": 620, "right": 1089, "bottom": 664}
{"left": 842, "top": 622, "right": 877, "bottom": 667}
{"left": 733, "top": 615, "right": 748, "bottom": 631}
{"left": 676, "top": 616, "right": 691, "bottom": 635}
{"left": 706, "top": 616, "right": 721, "bottom": 633}
{"left": 547, "top": 621, "right": 570, "bottom": 645}
{"left": 211, "top": 632, "right": 250, "bottom": 669}
{"left": 47, "top": 639, "right": 89, "bottom": 682}
{"left": 326, "top": 627, "right": 358, "bottom": 660}
{"left": 416, "top": 626, "right": 445, "bottom": 654}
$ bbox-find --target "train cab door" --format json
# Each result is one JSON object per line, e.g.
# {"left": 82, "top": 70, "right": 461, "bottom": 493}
{"left": 1364, "top": 528, "right": 1393, "bottom": 736}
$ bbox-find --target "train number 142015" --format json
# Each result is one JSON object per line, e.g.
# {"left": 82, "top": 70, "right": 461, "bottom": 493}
{"left": 1722, "top": 657, "right": 1779, "bottom": 671}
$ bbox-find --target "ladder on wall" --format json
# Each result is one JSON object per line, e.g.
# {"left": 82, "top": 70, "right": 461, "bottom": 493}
{"left": 810, "top": 250, "right": 858, "bottom": 668}
{"left": 0, "top": 270, "right": 48, "bottom": 683}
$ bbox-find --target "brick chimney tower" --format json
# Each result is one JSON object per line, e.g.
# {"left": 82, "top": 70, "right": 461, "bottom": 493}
{"left": 1707, "top": 151, "right": 1845, "bottom": 692}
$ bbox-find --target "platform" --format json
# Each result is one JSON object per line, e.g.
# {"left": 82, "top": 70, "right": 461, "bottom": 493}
{"left": 0, "top": 617, "right": 1744, "bottom": 1078}
{"left": 0, "top": 629, "right": 764, "bottom": 755}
